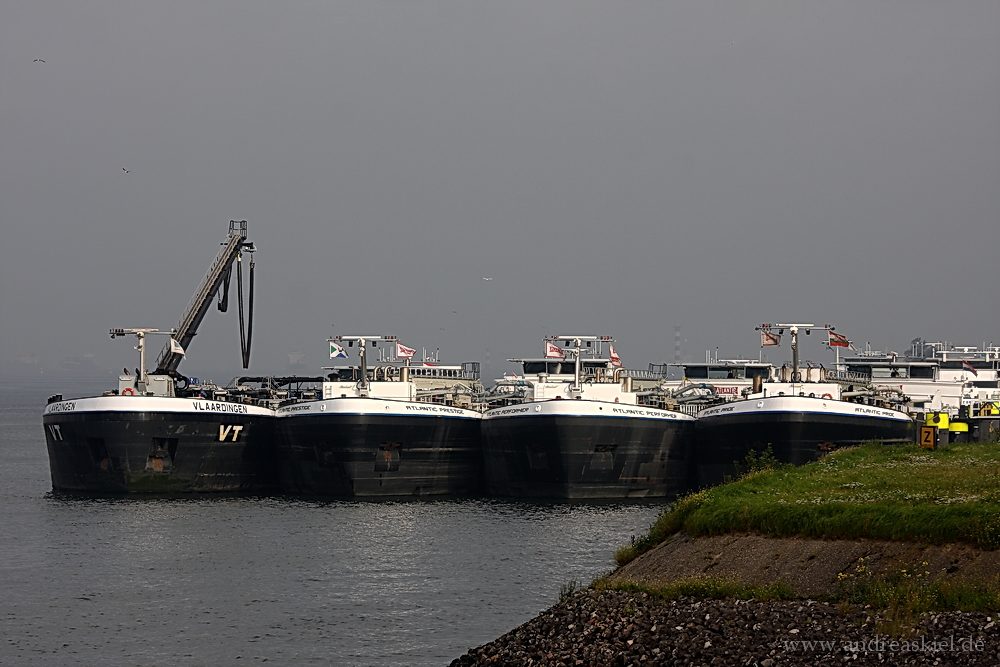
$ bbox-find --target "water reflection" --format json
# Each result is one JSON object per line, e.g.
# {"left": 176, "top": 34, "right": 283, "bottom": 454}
{"left": 11, "top": 495, "right": 665, "bottom": 665}
{"left": 5, "top": 386, "right": 668, "bottom": 666}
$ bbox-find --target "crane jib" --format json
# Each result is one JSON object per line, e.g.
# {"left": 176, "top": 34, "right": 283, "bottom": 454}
{"left": 153, "top": 220, "right": 256, "bottom": 374}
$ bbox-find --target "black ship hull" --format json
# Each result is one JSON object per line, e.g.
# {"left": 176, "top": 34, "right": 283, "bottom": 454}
{"left": 482, "top": 402, "right": 696, "bottom": 499}
{"left": 43, "top": 397, "right": 278, "bottom": 493}
{"left": 696, "top": 397, "right": 916, "bottom": 487}
{"left": 275, "top": 399, "right": 483, "bottom": 497}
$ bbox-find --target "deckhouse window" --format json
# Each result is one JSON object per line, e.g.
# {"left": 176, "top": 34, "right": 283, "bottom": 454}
{"left": 871, "top": 367, "right": 908, "bottom": 379}
{"left": 707, "top": 367, "right": 744, "bottom": 379}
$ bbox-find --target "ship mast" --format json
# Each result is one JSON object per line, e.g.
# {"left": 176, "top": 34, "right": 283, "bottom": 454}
{"left": 331, "top": 335, "right": 397, "bottom": 397}
{"left": 756, "top": 323, "right": 836, "bottom": 382}
{"left": 549, "top": 335, "right": 613, "bottom": 394}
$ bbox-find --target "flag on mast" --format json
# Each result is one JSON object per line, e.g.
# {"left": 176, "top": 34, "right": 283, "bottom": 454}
{"left": 827, "top": 331, "right": 851, "bottom": 348}
{"left": 330, "top": 341, "right": 348, "bottom": 358}
{"left": 609, "top": 344, "right": 622, "bottom": 368}
{"left": 395, "top": 341, "right": 416, "bottom": 358}
{"left": 962, "top": 360, "right": 978, "bottom": 376}
{"left": 544, "top": 341, "right": 566, "bottom": 358}
{"left": 169, "top": 338, "right": 186, "bottom": 357}
{"left": 761, "top": 331, "right": 781, "bottom": 347}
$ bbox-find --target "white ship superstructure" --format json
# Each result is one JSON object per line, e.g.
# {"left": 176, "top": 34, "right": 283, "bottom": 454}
{"left": 841, "top": 339, "right": 1000, "bottom": 416}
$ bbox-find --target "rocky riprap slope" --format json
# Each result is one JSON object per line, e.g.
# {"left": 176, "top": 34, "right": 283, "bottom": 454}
{"left": 449, "top": 590, "right": 999, "bottom": 666}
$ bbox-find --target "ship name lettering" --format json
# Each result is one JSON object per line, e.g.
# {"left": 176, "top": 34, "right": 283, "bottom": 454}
{"left": 406, "top": 404, "right": 437, "bottom": 412}
{"left": 192, "top": 401, "right": 249, "bottom": 414}
{"left": 278, "top": 405, "right": 312, "bottom": 413}
{"left": 48, "top": 401, "right": 76, "bottom": 412}
{"left": 493, "top": 407, "right": 529, "bottom": 416}
{"left": 612, "top": 407, "right": 648, "bottom": 416}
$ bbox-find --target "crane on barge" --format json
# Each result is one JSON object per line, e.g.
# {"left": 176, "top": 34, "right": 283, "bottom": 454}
{"left": 109, "top": 220, "right": 257, "bottom": 396}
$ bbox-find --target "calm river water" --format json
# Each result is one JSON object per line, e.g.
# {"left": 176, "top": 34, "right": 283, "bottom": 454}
{"left": 1, "top": 381, "right": 666, "bottom": 666}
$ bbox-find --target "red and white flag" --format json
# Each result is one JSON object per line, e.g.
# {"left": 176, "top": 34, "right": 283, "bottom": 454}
{"left": 395, "top": 341, "right": 416, "bottom": 358}
{"left": 761, "top": 331, "right": 781, "bottom": 347}
{"left": 827, "top": 331, "right": 851, "bottom": 348}
{"left": 609, "top": 344, "right": 622, "bottom": 368}
{"left": 544, "top": 341, "right": 566, "bottom": 358}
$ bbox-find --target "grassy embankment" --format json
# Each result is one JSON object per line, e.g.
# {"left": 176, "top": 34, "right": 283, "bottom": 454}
{"left": 604, "top": 441, "right": 1000, "bottom": 615}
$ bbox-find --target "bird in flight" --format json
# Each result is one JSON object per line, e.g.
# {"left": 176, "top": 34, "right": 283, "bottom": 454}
{"left": 34, "top": 59, "right": 45, "bottom": 63}
{"left": 481, "top": 277, "right": 492, "bottom": 281}
{"left": 123, "top": 168, "right": 130, "bottom": 173}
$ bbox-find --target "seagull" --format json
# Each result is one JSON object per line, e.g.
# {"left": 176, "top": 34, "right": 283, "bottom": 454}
{"left": 34, "top": 59, "right": 45, "bottom": 63}
{"left": 481, "top": 277, "right": 492, "bottom": 281}
{"left": 123, "top": 168, "right": 130, "bottom": 173}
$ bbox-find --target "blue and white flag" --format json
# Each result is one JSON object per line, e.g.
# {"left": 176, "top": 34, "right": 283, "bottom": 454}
{"left": 330, "top": 341, "right": 349, "bottom": 359}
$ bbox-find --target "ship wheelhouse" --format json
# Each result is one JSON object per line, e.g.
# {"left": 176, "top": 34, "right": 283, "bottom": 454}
{"left": 680, "top": 363, "right": 773, "bottom": 382}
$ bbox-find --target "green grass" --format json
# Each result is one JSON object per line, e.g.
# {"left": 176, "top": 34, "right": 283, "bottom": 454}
{"left": 592, "top": 572, "right": 1000, "bottom": 626}
{"left": 615, "top": 441, "right": 1000, "bottom": 567}
{"left": 834, "top": 558, "right": 1000, "bottom": 615}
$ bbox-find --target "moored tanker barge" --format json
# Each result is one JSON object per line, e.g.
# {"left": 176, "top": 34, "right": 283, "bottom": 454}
{"left": 481, "top": 336, "right": 696, "bottom": 498}
{"left": 44, "top": 389, "right": 276, "bottom": 493}
{"left": 695, "top": 324, "right": 915, "bottom": 487}
{"left": 276, "top": 335, "right": 484, "bottom": 497}
{"left": 42, "top": 221, "right": 279, "bottom": 493}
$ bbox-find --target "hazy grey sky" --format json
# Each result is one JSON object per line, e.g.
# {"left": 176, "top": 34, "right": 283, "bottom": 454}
{"left": 2, "top": 1, "right": 998, "bottom": 382}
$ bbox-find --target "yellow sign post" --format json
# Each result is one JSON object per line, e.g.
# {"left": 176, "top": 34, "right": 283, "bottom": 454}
{"left": 920, "top": 425, "right": 937, "bottom": 449}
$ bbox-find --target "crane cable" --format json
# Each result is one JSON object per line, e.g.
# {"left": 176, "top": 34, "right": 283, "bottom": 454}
{"left": 236, "top": 254, "right": 255, "bottom": 368}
